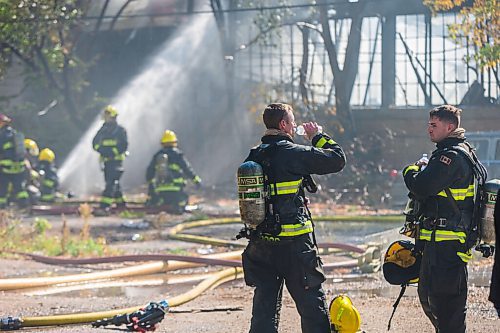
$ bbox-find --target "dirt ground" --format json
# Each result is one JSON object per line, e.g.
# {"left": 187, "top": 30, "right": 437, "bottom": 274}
{"left": 0, "top": 201, "right": 498, "bottom": 332}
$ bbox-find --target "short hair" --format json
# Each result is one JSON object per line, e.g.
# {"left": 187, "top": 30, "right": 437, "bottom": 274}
{"left": 262, "top": 103, "right": 293, "bottom": 129}
{"left": 429, "top": 104, "right": 461, "bottom": 127}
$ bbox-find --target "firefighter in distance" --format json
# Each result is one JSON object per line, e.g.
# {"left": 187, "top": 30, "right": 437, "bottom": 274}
{"left": 146, "top": 130, "right": 201, "bottom": 214}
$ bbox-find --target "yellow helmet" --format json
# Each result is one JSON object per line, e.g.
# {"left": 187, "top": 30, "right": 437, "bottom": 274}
{"left": 329, "top": 295, "right": 361, "bottom": 333}
{"left": 382, "top": 240, "right": 421, "bottom": 286}
{"left": 24, "top": 139, "right": 40, "bottom": 157}
{"left": 161, "top": 130, "right": 177, "bottom": 146}
{"left": 39, "top": 148, "right": 55, "bottom": 163}
{"left": 103, "top": 105, "right": 118, "bottom": 118}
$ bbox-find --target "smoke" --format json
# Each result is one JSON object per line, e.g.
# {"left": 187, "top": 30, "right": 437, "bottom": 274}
{"left": 59, "top": 13, "right": 257, "bottom": 197}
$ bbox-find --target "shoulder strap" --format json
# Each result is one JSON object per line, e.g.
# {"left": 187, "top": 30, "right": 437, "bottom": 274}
{"left": 387, "top": 285, "right": 407, "bottom": 331}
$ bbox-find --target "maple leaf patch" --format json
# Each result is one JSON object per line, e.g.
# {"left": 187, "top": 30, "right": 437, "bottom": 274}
{"left": 439, "top": 155, "right": 452, "bottom": 165}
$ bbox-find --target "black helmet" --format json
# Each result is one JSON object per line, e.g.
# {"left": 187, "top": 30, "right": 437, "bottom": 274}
{"left": 383, "top": 240, "right": 421, "bottom": 285}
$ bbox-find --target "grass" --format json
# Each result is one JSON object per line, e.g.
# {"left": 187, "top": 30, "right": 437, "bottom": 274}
{"left": 0, "top": 213, "right": 115, "bottom": 257}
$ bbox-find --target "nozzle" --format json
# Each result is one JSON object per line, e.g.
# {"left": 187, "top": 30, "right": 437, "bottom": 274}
{"left": 0, "top": 317, "right": 22, "bottom": 331}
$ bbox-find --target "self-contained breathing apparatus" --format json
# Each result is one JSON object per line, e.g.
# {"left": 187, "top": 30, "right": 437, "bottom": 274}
{"left": 401, "top": 144, "right": 496, "bottom": 258}
{"left": 236, "top": 143, "right": 318, "bottom": 240}
{"left": 154, "top": 153, "right": 170, "bottom": 185}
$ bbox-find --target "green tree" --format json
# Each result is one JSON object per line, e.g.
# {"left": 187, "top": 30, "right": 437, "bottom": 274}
{"left": 0, "top": 0, "right": 91, "bottom": 128}
{"left": 424, "top": 0, "right": 499, "bottom": 71}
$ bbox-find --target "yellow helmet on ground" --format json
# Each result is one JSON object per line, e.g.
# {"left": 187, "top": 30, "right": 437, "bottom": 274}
{"left": 382, "top": 240, "right": 421, "bottom": 285}
{"left": 329, "top": 295, "right": 361, "bottom": 333}
{"left": 39, "top": 148, "right": 55, "bottom": 163}
{"left": 103, "top": 105, "right": 118, "bottom": 117}
{"left": 24, "top": 138, "right": 39, "bottom": 157}
{"left": 161, "top": 130, "right": 177, "bottom": 146}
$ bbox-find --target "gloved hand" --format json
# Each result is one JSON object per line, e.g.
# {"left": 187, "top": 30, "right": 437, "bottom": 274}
{"left": 193, "top": 176, "right": 202, "bottom": 189}
{"left": 402, "top": 164, "right": 419, "bottom": 177}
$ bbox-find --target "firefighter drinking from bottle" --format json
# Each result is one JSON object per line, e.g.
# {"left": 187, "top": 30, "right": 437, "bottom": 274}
{"left": 238, "top": 103, "right": 346, "bottom": 333}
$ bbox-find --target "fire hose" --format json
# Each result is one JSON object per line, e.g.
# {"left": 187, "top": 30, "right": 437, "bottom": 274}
{"left": 0, "top": 215, "right": 394, "bottom": 330}
{"left": 0, "top": 267, "right": 243, "bottom": 331}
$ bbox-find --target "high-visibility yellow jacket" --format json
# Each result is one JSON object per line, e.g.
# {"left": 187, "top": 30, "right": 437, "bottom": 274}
{"left": 245, "top": 132, "right": 345, "bottom": 239}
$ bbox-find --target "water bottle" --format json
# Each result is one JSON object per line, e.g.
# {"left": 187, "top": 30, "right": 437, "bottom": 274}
{"left": 295, "top": 125, "right": 323, "bottom": 136}
{"left": 418, "top": 153, "right": 429, "bottom": 170}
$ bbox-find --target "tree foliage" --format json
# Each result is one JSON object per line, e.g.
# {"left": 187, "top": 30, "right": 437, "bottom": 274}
{"left": 0, "top": 0, "right": 90, "bottom": 127}
{"left": 424, "top": 0, "right": 499, "bottom": 70}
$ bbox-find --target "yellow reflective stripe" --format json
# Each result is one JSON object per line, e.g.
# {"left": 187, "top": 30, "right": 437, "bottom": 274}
{"left": 278, "top": 220, "right": 313, "bottom": 237}
{"left": 16, "top": 191, "right": 29, "bottom": 199}
{"left": 0, "top": 197, "right": 7, "bottom": 204}
{"left": 437, "top": 184, "right": 475, "bottom": 200}
{"left": 419, "top": 228, "right": 466, "bottom": 243}
{"left": 93, "top": 144, "right": 100, "bottom": 150}
{"left": 155, "top": 185, "right": 181, "bottom": 192}
{"left": 270, "top": 179, "right": 302, "bottom": 195}
{"left": 41, "top": 194, "right": 55, "bottom": 201}
{"left": 403, "top": 165, "right": 419, "bottom": 176}
{"left": 172, "top": 177, "right": 186, "bottom": 184}
{"left": 169, "top": 163, "right": 181, "bottom": 172}
{"left": 315, "top": 136, "right": 335, "bottom": 149}
{"left": 1, "top": 161, "right": 25, "bottom": 173}
{"left": 101, "top": 196, "right": 114, "bottom": 205}
{"left": 457, "top": 251, "right": 472, "bottom": 263}
{"left": 2, "top": 142, "right": 13, "bottom": 150}
{"left": 42, "top": 179, "right": 55, "bottom": 187}
{"left": 101, "top": 139, "right": 117, "bottom": 146}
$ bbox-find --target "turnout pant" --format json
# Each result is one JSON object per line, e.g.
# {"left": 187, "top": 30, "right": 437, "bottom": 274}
{"left": 418, "top": 241, "right": 467, "bottom": 333}
{"left": 242, "top": 233, "right": 331, "bottom": 333}
{"left": 101, "top": 161, "right": 125, "bottom": 208}
{"left": 0, "top": 172, "right": 29, "bottom": 208}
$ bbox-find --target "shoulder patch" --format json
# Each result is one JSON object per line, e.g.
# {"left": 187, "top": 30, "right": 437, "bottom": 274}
{"left": 439, "top": 155, "right": 452, "bottom": 165}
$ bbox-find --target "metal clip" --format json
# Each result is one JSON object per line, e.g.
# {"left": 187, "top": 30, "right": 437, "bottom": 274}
{"left": 436, "top": 218, "right": 447, "bottom": 228}
{"left": 0, "top": 316, "right": 22, "bottom": 330}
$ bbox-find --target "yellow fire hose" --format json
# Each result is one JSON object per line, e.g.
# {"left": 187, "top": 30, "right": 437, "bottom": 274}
{"left": 0, "top": 251, "right": 242, "bottom": 291}
{"left": 0, "top": 214, "right": 398, "bottom": 329}
{"left": 13, "top": 267, "right": 242, "bottom": 328}
{"left": 166, "top": 215, "right": 401, "bottom": 250}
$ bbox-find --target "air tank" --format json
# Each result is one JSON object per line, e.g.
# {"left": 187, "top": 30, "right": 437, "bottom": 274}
{"left": 237, "top": 161, "right": 266, "bottom": 228}
{"left": 481, "top": 179, "right": 500, "bottom": 244}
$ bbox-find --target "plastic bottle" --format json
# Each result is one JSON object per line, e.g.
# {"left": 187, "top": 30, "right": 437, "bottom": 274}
{"left": 295, "top": 125, "right": 323, "bottom": 136}
{"left": 418, "top": 153, "right": 429, "bottom": 170}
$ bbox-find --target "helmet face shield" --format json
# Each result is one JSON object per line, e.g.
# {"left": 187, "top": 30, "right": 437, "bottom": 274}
{"left": 383, "top": 240, "right": 421, "bottom": 285}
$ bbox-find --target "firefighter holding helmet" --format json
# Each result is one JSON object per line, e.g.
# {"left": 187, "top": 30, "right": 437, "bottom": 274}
{"left": 0, "top": 113, "right": 29, "bottom": 209}
{"left": 402, "top": 105, "right": 483, "bottom": 333}
{"left": 145, "top": 130, "right": 201, "bottom": 214}
{"left": 92, "top": 105, "right": 128, "bottom": 210}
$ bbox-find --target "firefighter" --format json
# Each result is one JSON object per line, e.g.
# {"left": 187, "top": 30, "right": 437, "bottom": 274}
{"left": 36, "top": 148, "right": 59, "bottom": 203}
{"left": 489, "top": 187, "right": 500, "bottom": 317}
{"left": 402, "top": 105, "right": 477, "bottom": 333}
{"left": 24, "top": 138, "right": 39, "bottom": 170}
{"left": 24, "top": 138, "right": 41, "bottom": 204}
{"left": 0, "top": 113, "right": 29, "bottom": 209}
{"left": 145, "top": 130, "right": 201, "bottom": 214}
{"left": 92, "top": 105, "right": 128, "bottom": 209}
{"left": 241, "top": 103, "right": 345, "bottom": 333}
